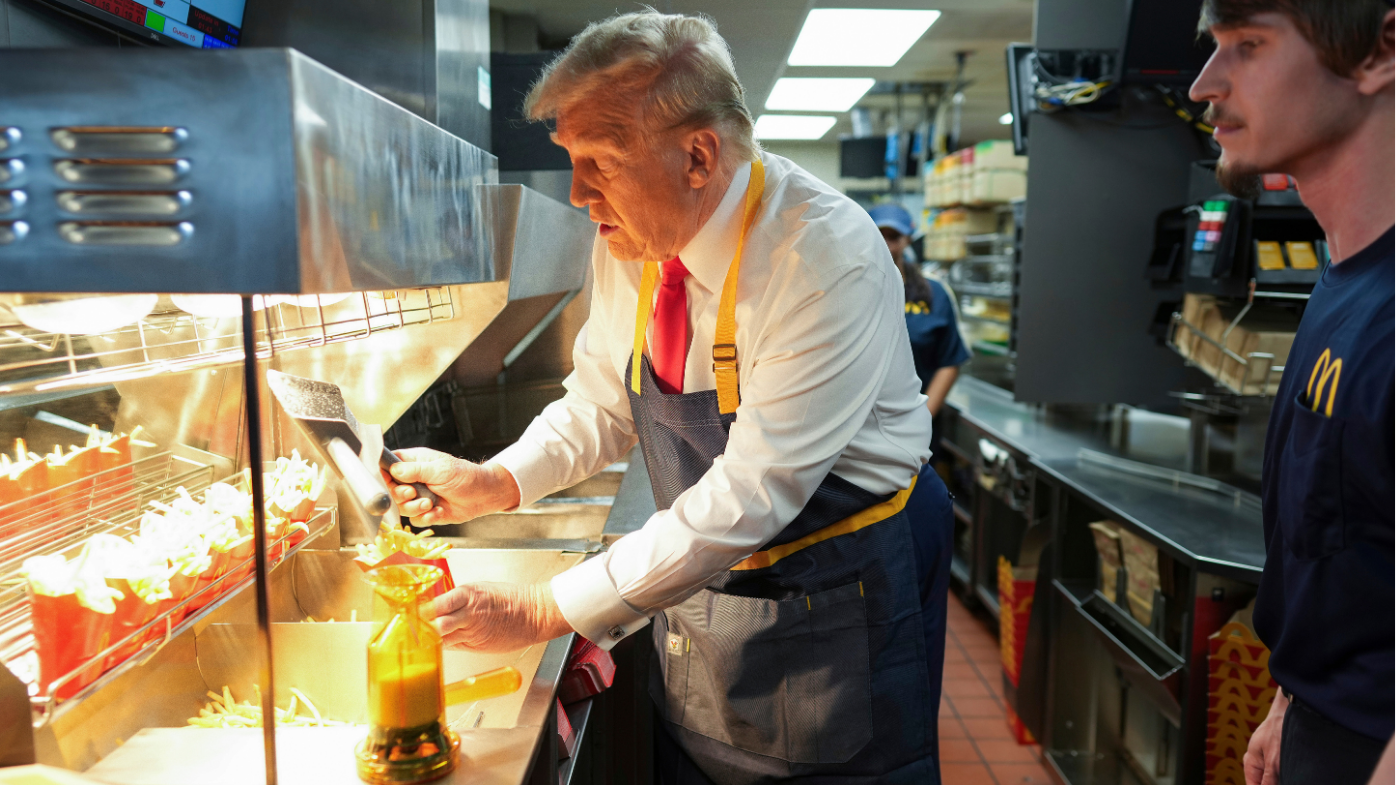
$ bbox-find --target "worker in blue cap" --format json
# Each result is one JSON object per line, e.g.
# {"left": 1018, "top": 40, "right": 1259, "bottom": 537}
{"left": 868, "top": 203, "right": 970, "bottom": 417}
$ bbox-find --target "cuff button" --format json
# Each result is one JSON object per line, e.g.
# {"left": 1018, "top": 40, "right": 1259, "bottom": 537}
{"left": 608, "top": 626, "right": 625, "bottom": 641}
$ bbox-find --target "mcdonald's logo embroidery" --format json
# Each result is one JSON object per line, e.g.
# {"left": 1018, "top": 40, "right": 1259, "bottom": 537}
{"left": 1306, "top": 348, "right": 1342, "bottom": 417}
{"left": 905, "top": 301, "right": 932, "bottom": 315}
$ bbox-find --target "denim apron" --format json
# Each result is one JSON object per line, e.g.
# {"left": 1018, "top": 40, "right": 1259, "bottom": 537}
{"left": 630, "top": 160, "right": 945, "bottom": 785}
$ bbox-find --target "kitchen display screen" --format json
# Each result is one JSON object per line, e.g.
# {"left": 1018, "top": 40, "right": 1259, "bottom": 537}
{"left": 74, "top": 0, "right": 243, "bottom": 48}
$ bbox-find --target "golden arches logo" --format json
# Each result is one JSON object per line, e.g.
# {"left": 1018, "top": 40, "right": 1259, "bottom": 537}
{"left": 1306, "top": 348, "right": 1342, "bottom": 417}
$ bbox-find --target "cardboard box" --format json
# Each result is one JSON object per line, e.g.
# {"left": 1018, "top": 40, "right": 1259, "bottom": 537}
{"left": 1219, "top": 311, "right": 1296, "bottom": 396}
{"left": 1117, "top": 526, "right": 1160, "bottom": 628}
{"left": 1089, "top": 521, "right": 1124, "bottom": 603}
{"left": 1176, "top": 293, "right": 1217, "bottom": 359}
{"left": 971, "top": 169, "right": 1026, "bottom": 204}
{"left": 973, "top": 140, "right": 1028, "bottom": 171}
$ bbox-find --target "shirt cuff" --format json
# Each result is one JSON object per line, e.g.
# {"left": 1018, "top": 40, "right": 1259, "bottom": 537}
{"left": 489, "top": 440, "right": 555, "bottom": 508}
{"left": 551, "top": 555, "right": 651, "bottom": 651}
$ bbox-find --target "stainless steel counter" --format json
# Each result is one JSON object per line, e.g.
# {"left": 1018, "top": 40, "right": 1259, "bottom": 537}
{"left": 944, "top": 376, "right": 1266, "bottom": 579}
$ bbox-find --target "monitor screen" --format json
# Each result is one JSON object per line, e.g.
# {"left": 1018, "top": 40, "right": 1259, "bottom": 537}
{"left": 1120, "top": 0, "right": 1212, "bottom": 84}
{"left": 51, "top": 0, "right": 242, "bottom": 48}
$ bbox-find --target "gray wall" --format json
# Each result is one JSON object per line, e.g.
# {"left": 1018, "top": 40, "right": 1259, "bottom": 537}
{"left": 1015, "top": 106, "right": 1201, "bottom": 404}
{"left": 1015, "top": 0, "right": 1207, "bottom": 405}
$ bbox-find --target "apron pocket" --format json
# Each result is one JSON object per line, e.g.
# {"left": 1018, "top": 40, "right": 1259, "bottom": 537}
{"left": 1278, "top": 394, "right": 1346, "bottom": 560}
{"left": 663, "top": 582, "right": 873, "bottom": 764}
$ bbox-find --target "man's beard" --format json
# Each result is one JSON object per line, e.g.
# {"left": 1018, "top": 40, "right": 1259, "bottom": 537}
{"left": 1202, "top": 104, "right": 1263, "bottom": 199}
{"left": 1216, "top": 157, "right": 1261, "bottom": 200}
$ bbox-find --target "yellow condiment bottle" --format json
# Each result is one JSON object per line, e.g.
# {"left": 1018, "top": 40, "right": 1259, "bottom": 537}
{"left": 356, "top": 565, "right": 458, "bottom": 785}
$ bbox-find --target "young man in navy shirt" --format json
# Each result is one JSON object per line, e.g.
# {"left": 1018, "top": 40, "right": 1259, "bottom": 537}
{"left": 1191, "top": 1, "right": 1394, "bottom": 783}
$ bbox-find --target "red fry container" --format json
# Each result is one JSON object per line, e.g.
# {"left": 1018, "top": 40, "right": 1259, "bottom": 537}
{"left": 155, "top": 571, "right": 199, "bottom": 628}
{"left": 357, "top": 550, "right": 456, "bottom": 599}
{"left": 8, "top": 460, "right": 49, "bottom": 531}
{"left": 29, "top": 589, "right": 114, "bottom": 700}
{"left": 222, "top": 536, "right": 256, "bottom": 586}
{"left": 186, "top": 551, "right": 232, "bottom": 612}
{"left": 104, "top": 578, "right": 161, "bottom": 669}
{"left": 95, "top": 436, "right": 135, "bottom": 512}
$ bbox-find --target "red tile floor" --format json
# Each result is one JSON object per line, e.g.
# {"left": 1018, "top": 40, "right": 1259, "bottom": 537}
{"left": 938, "top": 592, "right": 1055, "bottom": 785}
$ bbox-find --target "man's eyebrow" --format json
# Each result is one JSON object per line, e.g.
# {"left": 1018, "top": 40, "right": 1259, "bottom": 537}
{"left": 1210, "top": 17, "right": 1282, "bottom": 33}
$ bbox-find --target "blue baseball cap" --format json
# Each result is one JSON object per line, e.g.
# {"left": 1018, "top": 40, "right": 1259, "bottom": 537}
{"left": 868, "top": 204, "right": 915, "bottom": 238}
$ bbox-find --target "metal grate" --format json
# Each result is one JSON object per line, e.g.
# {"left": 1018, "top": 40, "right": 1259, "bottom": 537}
{"left": 0, "top": 456, "right": 335, "bottom": 724}
{"left": 0, "top": 287, "right": 454, "bottom": 395}
{"left": 0, "top": 452, "right": 216, "bottom": 666}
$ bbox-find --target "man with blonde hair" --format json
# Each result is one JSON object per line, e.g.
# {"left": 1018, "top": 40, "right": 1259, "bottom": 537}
{"left": 391, "top": 10, "right": 951, "bottom": 783}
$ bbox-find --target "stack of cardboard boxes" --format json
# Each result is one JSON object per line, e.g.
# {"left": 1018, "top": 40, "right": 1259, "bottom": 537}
{"left": 997, "top": 555, "right": 1037, "bottom": 744}
{"left": 1206, "top": 605, "right": 1277, "bottom": 785}
{"left": 1175, "top": 294, "right": 1297, "bottom": 396}
{"left": 923, "top": 207, "right": 1000, "bottom": 261}
{"left": 923, "top": 140, "right": 1027, "bottom": 208}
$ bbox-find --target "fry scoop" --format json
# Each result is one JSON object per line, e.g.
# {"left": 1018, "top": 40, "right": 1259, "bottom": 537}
{"left": 266, "top": 370, "right": 438, "bottom": 517}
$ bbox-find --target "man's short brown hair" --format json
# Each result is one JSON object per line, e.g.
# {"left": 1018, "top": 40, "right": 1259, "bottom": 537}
{"left": 1198, "top": 0, "right": 1390, "bottom": 76}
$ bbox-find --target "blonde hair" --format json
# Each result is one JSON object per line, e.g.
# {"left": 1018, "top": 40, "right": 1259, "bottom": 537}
{"left": 524, "top": 10, "right": 759, "bottom": 162}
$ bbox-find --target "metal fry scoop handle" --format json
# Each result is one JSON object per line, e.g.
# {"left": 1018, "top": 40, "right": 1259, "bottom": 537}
{"left": 265, "top": 369, "right": 439, "bottom": 516}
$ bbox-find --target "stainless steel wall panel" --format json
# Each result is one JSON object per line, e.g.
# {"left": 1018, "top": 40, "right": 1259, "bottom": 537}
{"left": 0, "top": 48, "right": 300, "bottom": 293}
{"left": 433, "top": 0, "right": 491, "bottom": 151}
{"left": 288, "top": 53, "right": 497, "bottom": 292}
{"left": 0, "top": 48, "right": 501, "bottom": 294}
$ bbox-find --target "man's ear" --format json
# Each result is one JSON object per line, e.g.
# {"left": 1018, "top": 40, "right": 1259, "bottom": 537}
{"left": 685, "top": 128, "right": 722, "bottom": 189}
{"left": 1354, "top": 9, "right": 1394, "bottom": 95}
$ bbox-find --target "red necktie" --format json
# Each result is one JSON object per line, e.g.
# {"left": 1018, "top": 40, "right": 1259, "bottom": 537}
{"left": 651, "top": 257, "right": 690, "bottom": 394}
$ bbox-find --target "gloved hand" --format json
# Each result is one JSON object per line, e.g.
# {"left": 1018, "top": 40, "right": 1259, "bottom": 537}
{"left": 385, "top": 448, "right": 521, "bottom": 526}
{"left": 432, "top": 581, "right": 573, "bottom": 652}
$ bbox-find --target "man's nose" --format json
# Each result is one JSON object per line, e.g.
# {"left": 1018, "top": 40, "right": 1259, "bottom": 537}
{"left": 1189, "top": 48, "right": 1226, "bottom": 104}
{"left": 570, "top": 174, "right": 598, "bottom": 209}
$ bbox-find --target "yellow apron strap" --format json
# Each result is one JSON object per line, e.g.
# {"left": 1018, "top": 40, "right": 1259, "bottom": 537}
{"left": 714, "top": 157, "right": 765, "bottom": 414}
{"left": 729, "top": 475, "right": 918, "bottom": 571}
{"left": 630, "top": 158, "right": 766, "bottom": 406}
{"left": 631, "top": 260, "right": 661, "bottom": 395}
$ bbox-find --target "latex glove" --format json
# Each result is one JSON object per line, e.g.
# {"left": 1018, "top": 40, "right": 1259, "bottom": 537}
{"left": 385, "top": 448, "right": 520, "bottom": 526}
{"left": 432, "top": 582, "right": 572, "bottom": 652}
{"left": 1244, "top": 690, "right": 1288, "bottom": 785}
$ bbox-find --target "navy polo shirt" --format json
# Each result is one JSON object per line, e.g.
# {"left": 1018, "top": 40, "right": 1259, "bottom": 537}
{"left": 905, "top": 278, "right": 970, "bottom": 392}
{"left": 1256, "top": 227, "right": 1394, "bottom": 740}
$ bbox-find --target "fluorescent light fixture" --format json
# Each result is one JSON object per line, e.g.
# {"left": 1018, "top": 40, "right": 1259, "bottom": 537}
{"left": 788, "top": 9, "right": 941, "bottom": 67}
{"left": 766, "top": 77, "right": 876, "bottom": 112}
{"left": 754, "top": 115, "right": 838, "bottom": 140}
{"left": 999, "top": 112, "right": 1014, "bottom": 125}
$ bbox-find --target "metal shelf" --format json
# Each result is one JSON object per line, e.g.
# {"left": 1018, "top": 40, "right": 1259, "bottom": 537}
{"left": 972, "top": 340, "right": 1011, "bottom": 356}
{"left": 965, "top": 233, "right": 1013, "bottom": 246}
{"left": 0, "top": 288, "right": 454, "bottom": 396}
{"left": 961, "top": 313, "right": 1010, "bottom": 326}
{"left": 954, "top": 283, "right": 1013, "bottom": 299}
{"left": 1165, "top": 308, "right": 1285, "bottom": 398}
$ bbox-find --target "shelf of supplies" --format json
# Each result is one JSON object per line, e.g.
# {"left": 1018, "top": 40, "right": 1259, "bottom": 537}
{"left": 964, "top": 233, "right": 1012, "bottom": 246}
{"left": 1252, "top": 290, "right": 1310, "bottom": 301}
{"left": 972, "top": 341, "right": 1011, "bottom": 356}
{"left": 954, "top": 282, "right": 1013, "bottom": 299}
{"left": 1165, "top": 310, "right": 1284, "bottom": 397}
{"left": 960, "top": 254, "right": 1013, "bottom": 266}
{"left": 961, "top": 313, "right": 1010, "bottom": 326}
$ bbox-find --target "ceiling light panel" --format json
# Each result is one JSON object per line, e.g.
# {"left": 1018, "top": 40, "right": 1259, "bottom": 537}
{"left": 754, "top": 114, "right": 838, "bottom": 141}
{"left": 788, "top": 9, "right": 942, "bottom": 67}
{"left": 766, "top": 78, "right": 876, "bottom": 112}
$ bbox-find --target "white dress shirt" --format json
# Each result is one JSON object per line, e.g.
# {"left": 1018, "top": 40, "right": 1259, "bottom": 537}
{"left": 492, "top": 151, "right": 933, "bottom": 649}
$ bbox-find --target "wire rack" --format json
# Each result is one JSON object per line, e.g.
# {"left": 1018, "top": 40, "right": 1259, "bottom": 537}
{"left": 0, "top": 452, "right": 335, "bottom": 724}
{"left": 0, "top": 287, "right": 454, "bottom": 395}
{"left": 0, "top": 452, "right": 216, "bottom": 664}
{"left": 1166, "top": 306, "right": 1284, "bottom": 398}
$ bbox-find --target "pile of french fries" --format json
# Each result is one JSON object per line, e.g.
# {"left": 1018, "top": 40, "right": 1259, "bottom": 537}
{"left": 352, "top": 521, "right": 451, "bottom": 567}
{"left": 188, "top": 685, "right": 352, "bottom": 728}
